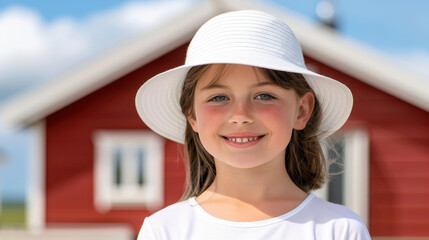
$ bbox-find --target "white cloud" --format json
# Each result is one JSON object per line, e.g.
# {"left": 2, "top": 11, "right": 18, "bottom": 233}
{"left": 0, "top": 0, "right": 194, "bottom": 98}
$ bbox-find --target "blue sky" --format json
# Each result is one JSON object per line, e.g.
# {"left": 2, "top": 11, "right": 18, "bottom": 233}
{"left": 0, "top": 0, "right": 428, "bottom": 202}
{"left": 0, "top": 0, "right": 133, "bottom": 20}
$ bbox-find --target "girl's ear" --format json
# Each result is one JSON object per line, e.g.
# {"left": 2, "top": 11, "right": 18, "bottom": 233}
{"left": 187, "top": 115, "right": 198, "bottom": 133}
{"left": 293, "top": 92, "right": 315, "bottom": 130}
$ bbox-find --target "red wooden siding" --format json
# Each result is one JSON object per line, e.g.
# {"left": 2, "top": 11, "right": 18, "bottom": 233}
{"left": 305, "top": 57, "right": 429, "bottom": 236}
{"left": 45, "top": 44, "right": 189, "bottom": 234}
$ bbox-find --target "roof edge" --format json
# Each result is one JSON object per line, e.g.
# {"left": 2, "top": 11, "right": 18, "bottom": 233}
{"left": 292, "top": 21, "right": 429, "bottom": 112}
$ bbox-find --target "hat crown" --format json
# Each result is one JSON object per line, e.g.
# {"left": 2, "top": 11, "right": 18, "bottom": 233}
{"left": 186, "top": 10, "right": 306, "bottom": 68}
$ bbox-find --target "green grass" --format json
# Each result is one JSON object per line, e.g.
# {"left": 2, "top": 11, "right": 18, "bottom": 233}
{"left": 0, "top": 203, "right": 26, "bottom": 227}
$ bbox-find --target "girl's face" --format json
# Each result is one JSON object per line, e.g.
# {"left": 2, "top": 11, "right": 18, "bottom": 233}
{"left": 188, "top": 64, "right": 314, "bottom": 169}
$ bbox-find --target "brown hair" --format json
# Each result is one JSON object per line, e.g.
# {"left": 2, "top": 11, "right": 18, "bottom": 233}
{"left": 179, "top": 64, "right": 326, "bottom": 200}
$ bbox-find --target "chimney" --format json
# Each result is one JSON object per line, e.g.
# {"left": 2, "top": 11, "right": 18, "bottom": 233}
{"left": 316, "top": 0, "right": 338, "bottom": 29}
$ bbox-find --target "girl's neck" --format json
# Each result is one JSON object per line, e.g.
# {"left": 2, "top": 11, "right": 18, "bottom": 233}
{"left": 198, "top": 159, "right": 307, "bottom": 204}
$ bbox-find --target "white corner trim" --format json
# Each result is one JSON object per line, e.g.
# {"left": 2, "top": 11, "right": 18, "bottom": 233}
{"left": 344, "top": 129, "right": 370, "bottom": 227}
{"left": 27, "top": 120, "right": 46, "bottom": 231}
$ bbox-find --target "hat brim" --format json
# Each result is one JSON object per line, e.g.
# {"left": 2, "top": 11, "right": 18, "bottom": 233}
{"left": 136, "top": 57, "right": 352, "bottom": 144}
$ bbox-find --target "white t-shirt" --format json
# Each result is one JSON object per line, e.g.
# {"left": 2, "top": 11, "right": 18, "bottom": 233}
{"left": 137, "top": 193, "right": 371, "bottom": 240}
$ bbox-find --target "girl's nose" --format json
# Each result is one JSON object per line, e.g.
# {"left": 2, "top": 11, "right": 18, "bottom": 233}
{"left": 228, "top": 101, "right": 254, "bottom": 125}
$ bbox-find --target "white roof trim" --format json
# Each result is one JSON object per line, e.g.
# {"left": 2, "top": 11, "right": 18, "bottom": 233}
{"left": 291, "top": 19, "right": 429, "bottom": 112}
{"left": 1, "top": 0, "right": 428, "bottom": 129}
{"left": 27, "top": 120, "right": 45, "bottom": 231}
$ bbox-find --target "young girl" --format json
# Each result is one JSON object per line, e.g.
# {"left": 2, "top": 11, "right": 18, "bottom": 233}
{"left": 135, "top": 10, "right": 371, "bottom": 240}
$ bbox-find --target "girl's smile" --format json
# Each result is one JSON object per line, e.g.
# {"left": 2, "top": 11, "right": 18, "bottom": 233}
{"left": 221, "top": 133, "right": 266, "bottom": 148}
{"left": 188, "top": 64, "right": 314, "bottom": 169}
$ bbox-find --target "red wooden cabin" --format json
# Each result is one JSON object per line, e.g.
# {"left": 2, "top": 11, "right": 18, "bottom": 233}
{"left": 2, "top": 0, "right": 428, "bottom": 239}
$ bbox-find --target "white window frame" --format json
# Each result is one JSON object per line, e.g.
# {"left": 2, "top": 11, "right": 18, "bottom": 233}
{"left": 93, "top": 130, "right": 164, "bottom": 212}
{"left": 313, "top": 129, "right": 370, "bottom": 226}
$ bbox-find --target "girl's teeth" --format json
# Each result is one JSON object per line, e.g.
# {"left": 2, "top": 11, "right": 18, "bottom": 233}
{"left": 227, "top": 137, "right": 259, "bottom": 143}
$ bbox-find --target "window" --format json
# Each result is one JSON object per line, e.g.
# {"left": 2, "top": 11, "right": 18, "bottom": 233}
{"left": 93, "top": 130, "right": 164, "bottom": 212}
{"left": 313, "top": 129, "right": 370, "bottom": 225}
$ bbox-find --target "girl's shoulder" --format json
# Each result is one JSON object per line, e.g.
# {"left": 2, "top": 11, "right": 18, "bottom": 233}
{"left": 138, "top": 198, "right": 201, "bottom": 239}
{"left": 306, "top": 194, "right": 364, "bottom": 220}
{"left": 148, "top": 198, "right": 196, "bottom": 222}
{"left": 300, "top": 194, "right": 370, "bottom": 235}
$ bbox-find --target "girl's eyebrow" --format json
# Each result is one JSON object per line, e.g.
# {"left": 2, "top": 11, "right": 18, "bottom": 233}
{"left": 200, "top": 83, "right": 228, "bottom": 91}
{"left": 254, "top": 81, "right": 277, "bottom": 87}
{"left": 200, "top": 81, "right": 276, "bottom": 91}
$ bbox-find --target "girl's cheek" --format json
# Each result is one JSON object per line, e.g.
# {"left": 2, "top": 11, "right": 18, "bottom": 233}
{"left": 256, "top": 105, "right": 294, "bottom": 125}
{"left": 196, "top": 105, "right": 226, "bottom": 124}
{"left": 255, "top": 105, "right": 284, "bottom": 117}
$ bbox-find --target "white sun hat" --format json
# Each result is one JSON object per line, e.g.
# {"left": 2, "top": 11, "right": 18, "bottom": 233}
{"left": 135, "top": 10, "right": 353, "bottom": 144}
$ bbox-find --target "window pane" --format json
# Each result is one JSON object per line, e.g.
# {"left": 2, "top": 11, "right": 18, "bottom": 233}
{"left": 137, "top": 147, "right": 145, "bottom": 186}
{"left": 114, "top": 147, "right": 122, "bottom": 187}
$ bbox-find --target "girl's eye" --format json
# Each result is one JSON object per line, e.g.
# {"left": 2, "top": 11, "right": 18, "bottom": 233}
{"left": 255, "top": 94, "right": 276, "bottom": 101}
{"left": 209, "top": 95, "right": 228, "bottom": 102}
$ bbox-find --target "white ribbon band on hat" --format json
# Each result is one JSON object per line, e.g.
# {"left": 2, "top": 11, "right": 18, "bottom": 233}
{"left": 135, "top": 10, "right": 353, "bottom": 144}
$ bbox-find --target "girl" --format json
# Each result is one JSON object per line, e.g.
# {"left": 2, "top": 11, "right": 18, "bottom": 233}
{"left": 135, "top": 10, "right": 371, "bottom": 239}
